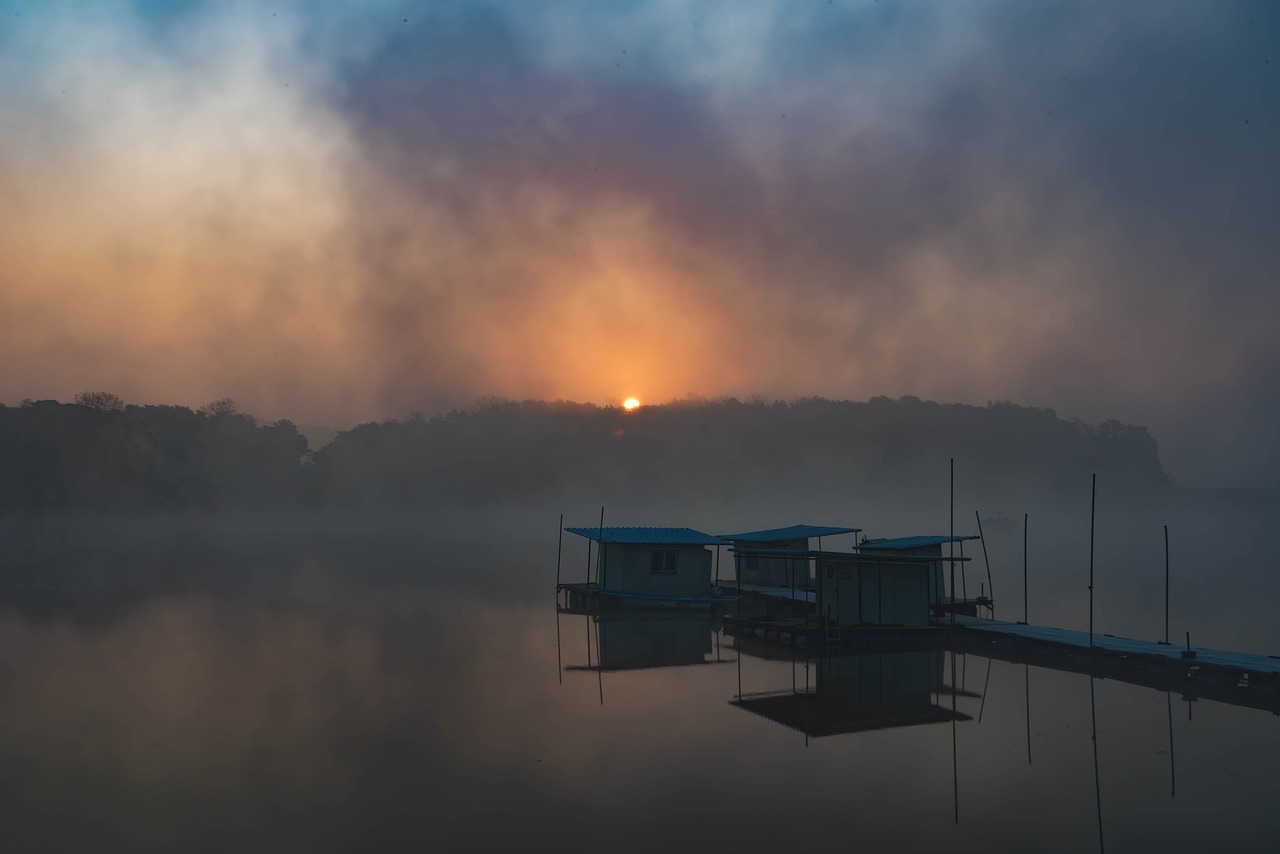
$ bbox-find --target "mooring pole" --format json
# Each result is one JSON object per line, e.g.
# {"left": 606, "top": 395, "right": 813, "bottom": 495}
{"left": 1088, "top": 473, "right": 1096, "bottom": 649}
{"left": 555, "top": 512, "right": 564, "bottom": 592}
{"left": 975, "top": 511, "right": 994, "bottom": 619}
{"left": 1023, "top": 512, "right": 1029, "bottom": 625}
{"left": 595, "top": 506, "right": 605, "bottom": 587}
{"left": 715, "top": 545, "right": 721, "bottom": 586}
{"left": 950, "top": 457, "right": 956, "bottom": 628}
{"left": 1164, "top": 524, "right": 1170, "bottom": 645}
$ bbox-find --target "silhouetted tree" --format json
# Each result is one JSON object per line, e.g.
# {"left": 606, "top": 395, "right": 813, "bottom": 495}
{"left": 73, "top": 391, "right": 125, "bottom": 412}
{"left": 199, "top": 398, "right": 239, "bottom": 418}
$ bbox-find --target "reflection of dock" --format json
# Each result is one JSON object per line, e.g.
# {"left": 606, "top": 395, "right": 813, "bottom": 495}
{"left": 731, "top": 650, "right": 972, "bottom": 738}
{"left": 724, "top": 615, "right": 946, "bottom": 649}
{"left": 954, "top": 615, "right": 1280, "bottom": 714}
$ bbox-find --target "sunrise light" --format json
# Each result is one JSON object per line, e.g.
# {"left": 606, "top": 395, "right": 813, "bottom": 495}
{"left": 622, "top": 398, "right": 641, "bottom": 411}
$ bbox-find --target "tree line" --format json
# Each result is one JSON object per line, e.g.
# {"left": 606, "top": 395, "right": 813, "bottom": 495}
{"left": 0, "top": 393, "right": 1172, "bottom": 515}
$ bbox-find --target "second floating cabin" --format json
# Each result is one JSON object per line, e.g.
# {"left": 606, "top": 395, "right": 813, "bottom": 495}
{"left": 718, "top": 524, "right": 861, "bottom": 589}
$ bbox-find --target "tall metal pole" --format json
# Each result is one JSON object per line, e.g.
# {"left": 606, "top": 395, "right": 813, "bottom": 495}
{"left": 555, "top": 608, "right": 563, "bottom": 686}
{"left": 1088, "top": 473, "right": 1096, "bottom": 648}
{"left": 1023, "top": 513, "right": 1029, "bottom": 625}
{"left": 555, "top": 512, "right": 564, "bottom": 591}
{"left": 1164, "top": 524, "right": 1170, "bottom": 645}
{"left": 950, "top": 458, "right": 955, "bottom": 628}
{"left": 596, "top": 506, "right": 605, "bottom": 587}
{"left": 975, "top": 510, "right": 994, "bottom": 619}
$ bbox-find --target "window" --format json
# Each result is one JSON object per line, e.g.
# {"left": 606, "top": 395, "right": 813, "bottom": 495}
{"left": 650, "top": 549, "right": 677, "bottom": 574}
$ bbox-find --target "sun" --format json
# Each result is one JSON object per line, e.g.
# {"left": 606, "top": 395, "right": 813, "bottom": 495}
{"left": 622, "top": 398, "right": 641, "bottom": 411}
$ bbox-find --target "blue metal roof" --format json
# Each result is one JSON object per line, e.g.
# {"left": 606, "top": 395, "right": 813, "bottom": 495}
{"left": 564, "top": 526, "right": 729, "bottom": 545}
{"left": 717, "top": 524, "right": 861, "bottom": 542}
{"left": 860, "top": 535, "right": 980, "bottom": 550}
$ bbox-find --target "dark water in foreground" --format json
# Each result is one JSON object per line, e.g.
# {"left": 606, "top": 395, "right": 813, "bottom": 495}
{"left": 1, "top": 493, "right": 1278, "bottom": 852}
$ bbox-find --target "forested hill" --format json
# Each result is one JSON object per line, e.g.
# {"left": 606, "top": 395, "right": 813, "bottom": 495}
{"left": 0, "top": 395, "right": 1170, "bottom": 514}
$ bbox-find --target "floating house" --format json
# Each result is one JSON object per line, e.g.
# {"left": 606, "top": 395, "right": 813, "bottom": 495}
{"left": 717, "top": 524, "right": 861, "bottom": 589}
{"left": 815, "top": 535, "right": 978, "bottom": 628}
{"left": 559, "top": 526, "right": 731, "bottom": 607}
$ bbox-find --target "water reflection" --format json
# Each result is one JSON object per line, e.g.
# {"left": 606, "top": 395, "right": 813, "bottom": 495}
{"left": 730, "top": 646, "right": 971, "bottom": 739}
{"left": 2, "top": 509, "right": 1280, "bottom": 852}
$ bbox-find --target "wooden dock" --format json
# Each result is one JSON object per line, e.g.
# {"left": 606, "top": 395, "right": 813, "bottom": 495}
{"left": 950, "top": 615, "right": 1280, "bottom": 712}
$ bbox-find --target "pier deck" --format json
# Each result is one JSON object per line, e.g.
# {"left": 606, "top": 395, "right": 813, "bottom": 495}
{"left": 952, "top": 615, "right": 1280, "bottom": 676}
{"left": 733, "top": 583, "right": 816, "bottom": 604}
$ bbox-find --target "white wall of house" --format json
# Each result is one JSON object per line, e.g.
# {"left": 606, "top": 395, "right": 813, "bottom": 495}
{"left": 861, "top": 543, "right": 949, "bottom": 605}
{"left": 734, "top": 538, "right": 809, "bottom": 587}
{"left": 599, "top": 543, "right": 713, "bottom": 597}
{"left": 818, "top": 557, "right": 932, "bottom": 627}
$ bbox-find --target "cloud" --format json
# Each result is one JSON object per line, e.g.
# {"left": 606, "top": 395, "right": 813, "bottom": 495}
{"left": 1, "top": 1, "right": 1277, "bottom": 482}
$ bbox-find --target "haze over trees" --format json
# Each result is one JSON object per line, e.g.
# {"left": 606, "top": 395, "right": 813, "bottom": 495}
{"left": 0, "top": 393, "right": 1170, "bottom": 516}
{"left": 0, "top": 397, "right": 308, "bottom": 514}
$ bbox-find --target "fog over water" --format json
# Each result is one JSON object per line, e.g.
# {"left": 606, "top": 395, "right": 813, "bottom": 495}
{"left": 3, "top": 1, "right": 1279, "bottom": 847}
{"left": 2, "top": 486, "right": 1277, "bottom": 851}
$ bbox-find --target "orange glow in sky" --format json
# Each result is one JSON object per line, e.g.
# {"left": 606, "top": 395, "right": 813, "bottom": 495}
{"left": 622, "top": 398, "right": 641, "bottom": 411}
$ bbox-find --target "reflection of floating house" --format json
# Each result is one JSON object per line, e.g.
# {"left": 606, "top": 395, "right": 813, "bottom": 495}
{"left": 557, "top": 527, "right": 733, "bottom": 609}
{"left": 814, "top": 535, "right": 980, "bottom": 627}
{"left": 731, "top": 649, "right": 971, "bottom": 737}
{"left": 717, "top": 524, "right": 861, "bottom": 589}
{"left": 564, "top": 611, "right": 723, "bottom": 672}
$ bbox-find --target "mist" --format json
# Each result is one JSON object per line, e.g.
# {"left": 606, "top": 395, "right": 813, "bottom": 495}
{"left": 2, "top": 1, "right": 1278, "bottom": 485}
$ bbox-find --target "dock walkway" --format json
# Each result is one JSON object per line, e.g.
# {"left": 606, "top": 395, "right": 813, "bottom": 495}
{"left": 733, "top": 583, "right": 816, "bottom": 605}
{"left": 952, "top": 615, "right": 1280, "bottom": 676}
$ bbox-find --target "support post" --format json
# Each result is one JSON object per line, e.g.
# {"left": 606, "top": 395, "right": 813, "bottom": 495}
{"left": 595, "top": 506, "right": 605, "bottom": 587}
{"left": 950, "top": 457, "right": 955, "bottom": 628}
{"left": 975, "top": 510, "right": 994, "bottom": 619}
{"left": 1088, "top": 473, "right": 1096, "bottom": 648}
{"left": 1023, "top": 512, "right": 1029, "bottom": 625}
{"left": 1164, "top": 524, "right": 1170, "bottom": 645}
{"left": 555, "top": 512, "right": 564, "bottom": 591}
{"left": 877, "top": 559, "right": 883, "bottom": 625}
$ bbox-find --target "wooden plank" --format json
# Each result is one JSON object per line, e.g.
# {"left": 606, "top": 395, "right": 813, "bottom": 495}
{"left": 954, "top": 615, "right": 1280, "bottom": 675}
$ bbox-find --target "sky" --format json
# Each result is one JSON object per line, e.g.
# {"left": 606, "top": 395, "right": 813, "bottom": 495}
{"left": 0, "top": 0, "right": 1277, "bottom": 486}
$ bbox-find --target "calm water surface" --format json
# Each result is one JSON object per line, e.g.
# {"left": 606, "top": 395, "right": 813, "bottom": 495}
{"left": 1, "top": 496, "right": 1277, "bottom": 852}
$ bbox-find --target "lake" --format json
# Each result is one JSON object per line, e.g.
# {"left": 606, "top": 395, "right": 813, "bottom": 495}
{"left": 1, "top": 491, "right": 1277, "bottom": 851}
